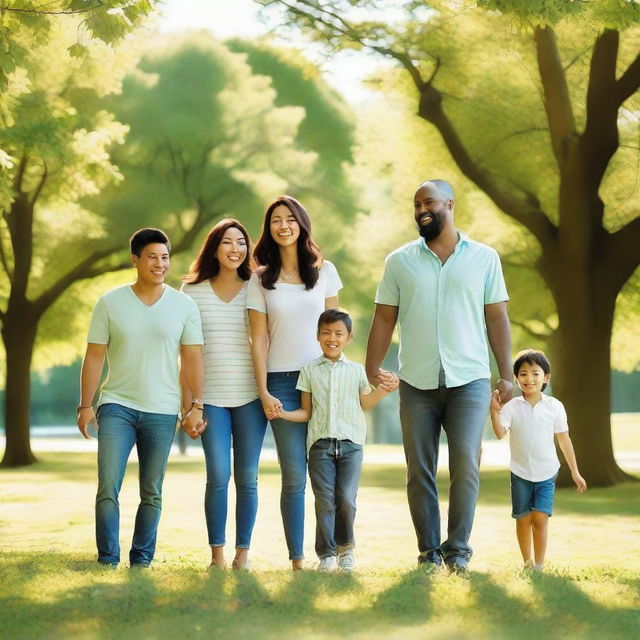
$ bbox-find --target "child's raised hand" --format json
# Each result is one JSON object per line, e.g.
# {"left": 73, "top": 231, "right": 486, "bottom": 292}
{"left": 490, "top": 389, "right": 503, "bottom": 415}
{"left": 572, "top": 471, "right": 587, "bottom": 494}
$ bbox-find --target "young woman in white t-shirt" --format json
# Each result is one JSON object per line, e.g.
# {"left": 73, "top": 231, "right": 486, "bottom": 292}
{"left": 182, "top": 219, "right": 267, "bottom": 570}
{"left": 248, "top": 196, "right": 342, "bottom": 570}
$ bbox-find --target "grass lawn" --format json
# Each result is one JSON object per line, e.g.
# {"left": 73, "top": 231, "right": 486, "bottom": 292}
{"left": 1, "top": 422, "right": 639, "bottom": 639}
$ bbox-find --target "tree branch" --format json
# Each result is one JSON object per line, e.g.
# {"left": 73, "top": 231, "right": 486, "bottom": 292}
{"left": 12, "top": 153, "right": 28, "bottom": 194}
{"left": 617, "top": 52, "right": 640, "bottom": 105}
{"left": 32, "top": 246, "right": 123, "bottom": 318}
{"left": 29, "top": 161, "right": 47, "bottom": 207}
{"left": 510, "top": 318, "right": 553, "bottom": 341}
{"left": 604, "top": 215, "right": 640, "bottom": 293}
{"left": 417, "top": 81, "right": 557, "bottom": 250}
{"left": 534, "top": 25, "right": 576, "bottom": 168}
{"left": 0, "top": 1, "right": 104, "bottom": 15}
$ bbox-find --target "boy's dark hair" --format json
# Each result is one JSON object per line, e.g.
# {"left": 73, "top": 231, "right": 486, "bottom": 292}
{"left": 130, "top": 228, "right": 171, "bottom": 256}
{"left": 513, "top": 349, "right": 551, "bottom": 391}
{"left": 318, "top": 308, "right": 352, "bottom": 334}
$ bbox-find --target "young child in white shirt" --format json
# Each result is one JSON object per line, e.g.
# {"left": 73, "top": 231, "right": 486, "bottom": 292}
{"left": 275, "top": 308, "right": 399, "bottom": 572}
{"left": 490, "top": 349, "right": 587, "bottom": 571}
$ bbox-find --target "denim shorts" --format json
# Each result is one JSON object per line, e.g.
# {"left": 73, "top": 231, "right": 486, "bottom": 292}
{"left": 510, "top": 472, "right": 557, "bottom": 519}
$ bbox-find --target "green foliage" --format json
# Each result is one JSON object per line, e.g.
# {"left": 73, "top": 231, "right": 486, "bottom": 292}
{"left": 0, "top": 1, "right": 157, "bottom": 89}
{"left": 478, "top": 0, "right": 640, "bottom": 27}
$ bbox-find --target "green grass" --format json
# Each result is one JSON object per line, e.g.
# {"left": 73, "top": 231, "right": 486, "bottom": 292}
{"left": 1, "top": 445, "right": 639, "bottom": 639}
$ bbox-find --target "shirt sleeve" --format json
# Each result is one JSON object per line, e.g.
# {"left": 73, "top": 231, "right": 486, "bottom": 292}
{"left": 180, "top": 297, "right": 204, "bottom": 345}
{"left": 296, "top": 365, "right": 311, "bottom": 393}
{"left": 322, "top": 261, "right": 343, "bottom": 298}
{"left": 498, "top": 399, "right": 514, "bottom": 431}
{"left": 358, "top": 364, "right": 371, "bottom": 394}
{"left": 87, "top": 297, "right": 110, "bottom": 345}
{"left": 375, "top": 256, "right": 400, "bottom": 306}
{"left": 246, "top": 273, "right": 267, "bottom": 313}
{"left": 484, "top": 249, "right": 509, "bottom": 304}
{"left": 553, "top": 399, "right": 569, "bottom": 433}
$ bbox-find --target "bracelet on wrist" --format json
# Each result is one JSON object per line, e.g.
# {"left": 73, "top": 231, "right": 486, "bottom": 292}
{"left": 76, "top": 405, "right": 93, "bottom": 414}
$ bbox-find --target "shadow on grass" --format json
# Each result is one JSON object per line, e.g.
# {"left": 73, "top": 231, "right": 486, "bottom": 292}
{"left": 0, "top": 552, "right": 436, "bottom": 640}
{"left": 3, "top": 552, "right": 639, "bottom": 640}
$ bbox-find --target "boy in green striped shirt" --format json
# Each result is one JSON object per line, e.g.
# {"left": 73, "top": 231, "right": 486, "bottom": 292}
{"left": 277, "top": 309, "right": 398, "bottom": 571}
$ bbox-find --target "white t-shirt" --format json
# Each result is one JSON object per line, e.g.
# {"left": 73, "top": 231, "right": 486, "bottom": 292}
{"left": 247, "top": 261, "right": 343, "bottom": 372}
{"left": 498, "top": 394, "right": 569, "bottom": 482}
{"left": 87, "top": 284, "right": 204, "bottom": 414}
{"left": 181, "top": 280, "right": 258, "bottom": 407}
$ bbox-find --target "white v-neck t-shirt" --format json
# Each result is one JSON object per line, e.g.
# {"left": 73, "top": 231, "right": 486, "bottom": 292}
{"left": 182, "top": 280, "right": 258, "bottom": 407}
{"left": 247, "top": 261, "right": 343, "bottom": 372}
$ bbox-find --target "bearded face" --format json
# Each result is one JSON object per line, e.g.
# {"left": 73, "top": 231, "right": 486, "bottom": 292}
{"left": 416, "top": 209, "right": 446, "bottom": 241}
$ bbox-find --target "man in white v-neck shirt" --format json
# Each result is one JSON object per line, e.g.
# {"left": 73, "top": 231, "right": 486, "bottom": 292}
{"left": 77, "top": 228, "right": 204, "bottom": 568}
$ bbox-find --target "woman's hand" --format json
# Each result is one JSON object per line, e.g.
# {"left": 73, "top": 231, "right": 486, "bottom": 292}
{"left": 260, "top": 391, "right": 283, "bottom": 421}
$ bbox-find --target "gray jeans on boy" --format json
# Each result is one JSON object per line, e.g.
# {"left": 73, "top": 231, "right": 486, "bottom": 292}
{"left": 308, "top": 438, "right": 363, "bottom": 559}
{"left": 399, "top": 378, "right": 490, "bottom": 562}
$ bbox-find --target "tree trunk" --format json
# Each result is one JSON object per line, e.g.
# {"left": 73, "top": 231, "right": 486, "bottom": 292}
{"left": 1, "top": 302, "right": 38, "bottom": 467}
{"left": 542, "top": 184, "right": 636, "bottom": 486}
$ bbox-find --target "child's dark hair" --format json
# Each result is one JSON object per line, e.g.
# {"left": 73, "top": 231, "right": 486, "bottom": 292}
{"left": 513, "top": 349, "right": 551, "bottom": 391}
{"left": 318, "top": 308, "right": 352, "bottom": 334}
{"left": 129, "top": 227, "right": 171, "bottom": 256}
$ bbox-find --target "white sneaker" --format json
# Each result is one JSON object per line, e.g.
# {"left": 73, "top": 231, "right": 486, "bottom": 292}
{"left": 338, "top": 551, "right": 355, "bottom": 572}
{"left": 317, "top": 556, "right": 338, "bottom": 572}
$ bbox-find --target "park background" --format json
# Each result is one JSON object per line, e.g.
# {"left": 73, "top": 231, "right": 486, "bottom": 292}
{"left": 0, "top": 1, "right": 639, "bottom": 639}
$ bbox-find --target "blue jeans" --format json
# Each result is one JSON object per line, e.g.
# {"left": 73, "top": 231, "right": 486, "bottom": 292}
{"left": 399, "top": 378, "right": 490, "bottom": 562}
{"left": 201, "top": 399, "right": 267, "bottom": 548}
{"left": 267, "top": 371, "right": 308, "bottom": 561}
{"left": 308, "top": 439, "right": 363, "bottom": 559}
{"left": 95, "top": 403, "right": 177, "bottom": 566}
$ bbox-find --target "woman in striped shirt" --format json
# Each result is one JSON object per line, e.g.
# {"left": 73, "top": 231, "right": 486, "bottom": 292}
{"left": 182, "top": 219, "right": 267, "bottom": 570}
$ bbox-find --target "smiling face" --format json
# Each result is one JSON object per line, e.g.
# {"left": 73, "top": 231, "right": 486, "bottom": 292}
{"left": 215, "top": 226, "right": 248, "bottom": 273}
{"left": 515, "top": 361, "right": 550, "bottom": 399}
{"left": 270, "top": 204, "right": 301, "bottom": 248}
{"left": 317, "top": 320, "right": 352, "bottom": 362}
{"left": 131, "top": 242, "right": 170, "bottom": 286}
{"left": 413, "top": 182, "right": 453, "bottom": 242}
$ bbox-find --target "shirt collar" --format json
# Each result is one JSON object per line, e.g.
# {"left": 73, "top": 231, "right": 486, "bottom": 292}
{"left": 320, "top": 353, "right": 347, "bottom": 365}
{"left": 418, "top": 230, "right": 469, "bottom": 255}
{"left": 515, "top": 393, "right": 549, "bottom": 405}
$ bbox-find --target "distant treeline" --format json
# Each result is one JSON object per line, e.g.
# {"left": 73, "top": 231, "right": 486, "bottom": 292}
{"left": 0, "top": 361, "right": 638, "bottom": 431}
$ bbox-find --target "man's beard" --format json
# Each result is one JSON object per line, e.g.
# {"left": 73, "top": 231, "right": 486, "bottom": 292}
{"left": 417, "top": 212, "right": 444, "bottom": 242}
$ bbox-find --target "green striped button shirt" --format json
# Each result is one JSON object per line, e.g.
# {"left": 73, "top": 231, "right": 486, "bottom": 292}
{"left": 296, "top": 355, "right": 372, "bottom": 453}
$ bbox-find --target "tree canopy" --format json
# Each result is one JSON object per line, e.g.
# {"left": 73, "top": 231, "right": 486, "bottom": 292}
{"left": 259, "top": 0, "right": 640, "bottom": 485}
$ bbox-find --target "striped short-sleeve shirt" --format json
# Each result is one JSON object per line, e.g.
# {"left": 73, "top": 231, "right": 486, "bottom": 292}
{"left": 297, "top": 355, "right": 371, "bottom": 452}
{"left": 181, "top": 280, "right": 258, "bottom": 407}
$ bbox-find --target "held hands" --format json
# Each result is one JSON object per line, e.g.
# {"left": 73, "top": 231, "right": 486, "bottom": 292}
{"left": 495, "top": 378, "right": 514, "bottom": 404}
{"left": 77, "top": 407, "right": 98, "bottom": 439}
{"left": 376, "top": 370, "right": 399, "bottom": 393}
{"left": 260, "top": 391, "right": 283, "bottom": 422}
{"left": 181, "top": 406, "right": 207, "bottom": 440}
{"left": 572, "top": 471, "right": 587, "bottom": 494}
{"left": 490, "top": 389, "right": 503, "bottom": 415}
{"left": 375, "top": 369, "right": 399, "bottom": 391}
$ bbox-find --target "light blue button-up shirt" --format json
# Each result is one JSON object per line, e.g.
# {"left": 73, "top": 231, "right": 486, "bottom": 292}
{"left": 375, "top": 232, "right": 508, "bottom": 390}
{"left": 297, "top": 355, "right": 371, "bottom": 452}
